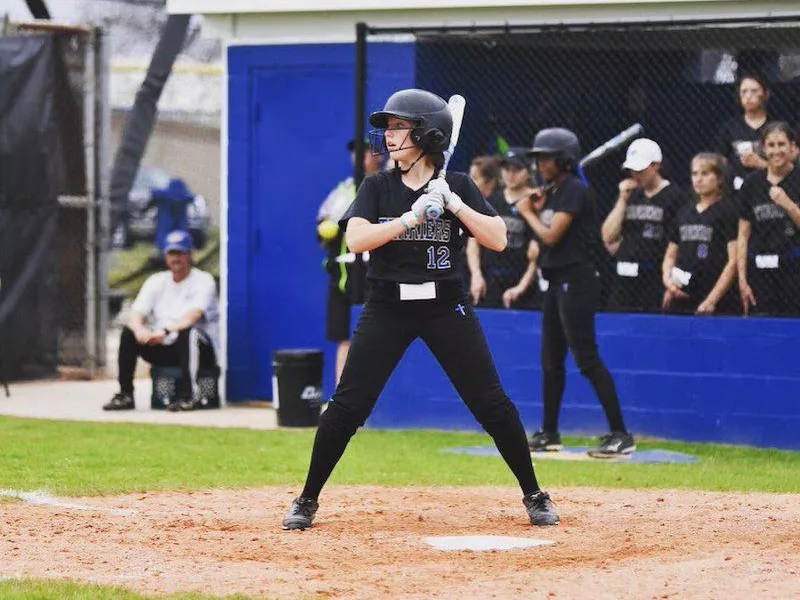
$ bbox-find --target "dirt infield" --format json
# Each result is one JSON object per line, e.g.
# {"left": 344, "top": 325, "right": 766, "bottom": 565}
{"left": 2, "top": 486, "right": 798, "bottom": 599}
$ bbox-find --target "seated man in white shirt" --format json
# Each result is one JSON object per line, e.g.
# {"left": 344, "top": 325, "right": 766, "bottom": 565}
{"left": 103, "top": 230, "right": 220, "bottom": 412}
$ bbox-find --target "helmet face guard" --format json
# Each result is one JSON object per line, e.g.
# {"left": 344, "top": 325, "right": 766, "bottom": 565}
{"left": 367, "top": 118, "right": 419, "bottom": 157}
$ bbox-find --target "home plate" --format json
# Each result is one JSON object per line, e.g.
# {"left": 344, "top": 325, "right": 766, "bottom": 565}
{"left": 425, "top": 535, "right": 554, "bottom": 551}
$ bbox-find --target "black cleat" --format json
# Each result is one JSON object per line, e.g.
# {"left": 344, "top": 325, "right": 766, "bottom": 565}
{"left": 528, "top": 430, "right": 563, "bottom": 452}
{"left": 523, "top": 490, "right": 560, "bottom": 526}
{"left": 282, "top": 496, "right": 319, "bottom": 530}
{"left": 587, "top": 431, "right": 636, "bottom": 458}
{"left": 102, "top": 392, "right": 135, "bottom": 411}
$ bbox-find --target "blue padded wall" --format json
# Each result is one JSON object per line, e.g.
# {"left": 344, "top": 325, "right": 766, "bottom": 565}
{"left": 363, "top": 309, "right": 800, "bottom": 451}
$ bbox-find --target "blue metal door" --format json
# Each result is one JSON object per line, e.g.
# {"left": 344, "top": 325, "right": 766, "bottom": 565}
{"left": 227, "top": 43, "right": 414, "bottom": 402}
{"left": 248, "top": 66, "right": 355, "bottom": 399}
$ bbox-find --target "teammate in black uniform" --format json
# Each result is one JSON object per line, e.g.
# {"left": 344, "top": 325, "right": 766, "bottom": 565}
{"left": 662, "top": 153, "right": 739, "bottom": 314}
{"left": 713, "top": 74, "right": 771, "bottom": 191}
{"left": 737, "top": 122, "right": 800, "bottom": 317}
{"left": 516, "top": 128, "right": 635, "bottom": 458}
{"left": 468, "top": 155, "right": 501, "bottom": 199}
{"left": 465, "top": 155, "right": 501, "bottom": 295}
{"left": 317, "top": 140, "right": 383, "bottom": 384}
{"left": 282, "top": 89, "right": 558, "bottom": 530}
{"left": 602, "top": 139, "right": 688, "bottom": 313}
{"left": 467, "top": 147, "right": 539, "bottom": 309}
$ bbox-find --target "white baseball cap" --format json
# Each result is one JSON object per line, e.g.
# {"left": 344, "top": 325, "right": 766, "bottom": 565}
{"left": 622, "top": 138, "right": 663, "bottom": 171}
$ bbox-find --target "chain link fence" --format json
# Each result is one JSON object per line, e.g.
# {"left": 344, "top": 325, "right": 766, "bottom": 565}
{"left": 107, "top": 60, "right": 221, "bottom": 285}
{"left": 101, "top": 0, "right": 222, "bottom": 259}
{"left": 361, "top": 16, "right": 800, "bottom": 317}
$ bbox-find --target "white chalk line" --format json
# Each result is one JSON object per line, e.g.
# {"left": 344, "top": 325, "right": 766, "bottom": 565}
{"left": 1, "top": 489, "right": 223, "bottom": 520}
{"left": 0, "top": 489, "right": 137, "bottom": 516}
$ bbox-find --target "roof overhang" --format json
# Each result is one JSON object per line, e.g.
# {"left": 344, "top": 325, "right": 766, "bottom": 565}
{"left": 166, "top": 1, "right": 800, "bottom": 45}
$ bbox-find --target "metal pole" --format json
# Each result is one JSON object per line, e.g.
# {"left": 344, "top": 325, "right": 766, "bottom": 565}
{"left": 95, "top": 26, "right": 111, "bottom": 370}
{"left": 354, "top": 21, "right": 367, "bottom": 187}
{"left": 108, "top": 15, "right": 191, "bottom": 241}
{"left": 83, "top": 31, "right": 97, "bottom": 378}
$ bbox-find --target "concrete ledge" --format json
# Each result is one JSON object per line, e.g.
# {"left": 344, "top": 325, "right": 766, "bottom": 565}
{"left": 0, "top": 379, "right": 278, "bottom": 430}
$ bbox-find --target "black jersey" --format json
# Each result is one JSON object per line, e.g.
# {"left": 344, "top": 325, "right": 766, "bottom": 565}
{"left": 481, "top": 188, "right": 533, "bottom": 275}
{"left": 738, "top": 167, "right": 800, "bottom": 255}
{"left": 668, "top": 198, "right": 738, "bottom": 297}
{"left": 616, "top": 183, "right": 687, "bottom": 264}
{"left": 342, "top": 169, "right": 497, "bottom": 283}
{"left": 537, "top": 174, "right": 599, "bottom": 271}
{"left": 713, "top": 115, "right": 770, "bottom": 188}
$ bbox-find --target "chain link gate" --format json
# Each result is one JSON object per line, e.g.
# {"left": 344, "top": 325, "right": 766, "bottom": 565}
{"left": 356, "top": 15, "right": 800, "bottom": 318}
{"left": 4, "top": 21, "right": 111, "bottom": 377}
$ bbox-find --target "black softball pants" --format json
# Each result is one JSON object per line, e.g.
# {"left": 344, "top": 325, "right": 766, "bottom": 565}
{"left": 118, "top": 325, "right": 216, "bottom": 397}
{"left": 747, "top": 256, "right": 800, "bottom": 317}
{"left": 606, "top": 264, "right": 663, "bottom": 313}
{"left": 540, "top": 265, "right": 627, "bottom": 434}
{"left": 301, "top": 282, "right": 540, "bottom": 500}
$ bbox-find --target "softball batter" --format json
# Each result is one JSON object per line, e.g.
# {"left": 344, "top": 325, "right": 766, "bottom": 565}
{"left": 282, "top": 89, "right": 558, "bottom": 530}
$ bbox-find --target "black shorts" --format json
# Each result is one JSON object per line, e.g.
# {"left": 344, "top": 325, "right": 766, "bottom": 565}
{"left": 326, "top": 281, "right": 352, "bottom": 342}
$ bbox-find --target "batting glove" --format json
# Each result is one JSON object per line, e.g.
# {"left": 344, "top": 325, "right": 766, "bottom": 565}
{"left": 426, "top": 179, "right": 452, "bottom": 202}
{"left": 427, "top": 179, "right": 464, "bottom": 215}
{"left": 401, "top": 193, "right": 443, "bottom": 229}
{"left": 411, "top": 193, "right": 444, "bottom": 222}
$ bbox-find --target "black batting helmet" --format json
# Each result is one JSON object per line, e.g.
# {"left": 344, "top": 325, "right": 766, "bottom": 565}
{"left": 369, "top": 89, "right": 452, "bottom": 153}
{"left": 528, "top": 128, "right": 581, "bottom": 172}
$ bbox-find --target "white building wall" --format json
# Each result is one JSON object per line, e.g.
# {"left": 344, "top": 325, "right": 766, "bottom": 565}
{"left": 169, "top": 0, "right": 799, "bottom": 45}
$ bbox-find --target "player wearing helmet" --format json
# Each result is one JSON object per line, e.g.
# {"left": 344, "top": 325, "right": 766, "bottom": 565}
{"left": 282, "top": 89, "right": 559, "bottom": 531}
{"left": 516, "top": 128, "right": 635, "bottom": 459}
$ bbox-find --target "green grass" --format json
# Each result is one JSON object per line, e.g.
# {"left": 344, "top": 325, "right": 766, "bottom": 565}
{"left": 0, "top": 579, "right": 262, "bottom": 600}
{"left": 108, "top": 242, "right": 160, "bottom": 288}
{"left": 1, "top": 416, "right": 797, "bottom": 598}
{"left": 108, "top": 230, "right": 220, "bottom": 297}
{"left": 1, "top": 416, "right": 798, "bottom": 496}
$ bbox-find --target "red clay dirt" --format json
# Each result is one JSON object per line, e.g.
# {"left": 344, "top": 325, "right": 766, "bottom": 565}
{"left": 2, "top": 485, "right": 798, "bottom": 599}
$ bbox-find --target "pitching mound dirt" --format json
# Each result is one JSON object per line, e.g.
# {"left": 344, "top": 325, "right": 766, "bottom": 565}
{"left": 2, "top": 486, "right": 798, "bottom": 599}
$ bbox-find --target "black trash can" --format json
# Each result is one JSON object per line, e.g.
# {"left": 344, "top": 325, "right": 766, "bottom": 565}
{"left": 272, "top": 349, "right": 324, "bottom": 427}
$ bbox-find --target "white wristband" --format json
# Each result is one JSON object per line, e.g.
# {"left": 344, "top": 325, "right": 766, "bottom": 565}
{"left": 447, "top": 193, "right": 464, "bottom": 216}
{"left": 400, "top": 211, "right": 417, "bottom": 230}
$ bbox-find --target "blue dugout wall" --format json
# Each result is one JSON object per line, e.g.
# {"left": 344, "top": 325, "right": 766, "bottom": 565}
{"left": 227, "top": 42, "right": 799, "bottom": 450}
{"left": 363, "top": 309, "right": 800, "bottom": 451}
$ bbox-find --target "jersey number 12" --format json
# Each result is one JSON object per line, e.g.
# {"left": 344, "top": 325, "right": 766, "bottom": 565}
{"left": 427, "top": 246, "right": 451, "bottom": 270}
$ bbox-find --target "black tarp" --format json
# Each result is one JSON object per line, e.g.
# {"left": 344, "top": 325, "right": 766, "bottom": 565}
{"left": 0, "top": 35, "right": 59, "bottom": 378}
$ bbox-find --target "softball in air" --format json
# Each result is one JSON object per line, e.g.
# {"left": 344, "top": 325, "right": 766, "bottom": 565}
{"left": 317, "top": 219, "right": 339, "bottom": 241}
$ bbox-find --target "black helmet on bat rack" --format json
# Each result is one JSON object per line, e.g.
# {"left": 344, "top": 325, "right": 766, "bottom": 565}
{"left": 369, "top": 89, "right": 453, "bottom": 154}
